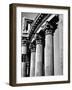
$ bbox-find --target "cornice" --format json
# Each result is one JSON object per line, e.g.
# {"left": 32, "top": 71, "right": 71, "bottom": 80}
{"left": 29, "top": 14, "right": 51, "bottom": 41}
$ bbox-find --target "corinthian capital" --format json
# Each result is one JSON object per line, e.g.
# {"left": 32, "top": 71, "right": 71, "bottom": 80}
{"left": 45, "top": 21, "right": 58, "bottom": 35}
{"left": 29, "top": 43, "right": 36, "bottom": 52}
{"left": 35, "top": 33, "right": 43, "bottom": 45}
{"left": 22, "top": 37, "right": 29, "bottom": 46}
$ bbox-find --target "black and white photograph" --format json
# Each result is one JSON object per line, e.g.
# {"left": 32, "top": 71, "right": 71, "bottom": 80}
{"left": 21, "top": 13, "right": 63, "bottom": 77}
{"left": 9, "top": 4, "right": 70, "bottom": 86}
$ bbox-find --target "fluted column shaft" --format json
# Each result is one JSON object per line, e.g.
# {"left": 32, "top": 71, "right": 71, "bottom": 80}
{"left": 21, "top": 39, "right": 27, "bottom": 77}
{"left": 30, "top": 44, "right": 36, "bottom": 76}
{"left": 44, "top": 20, "right": 58, "bottom": 76}
{"left": 35, "top": 36, "right": 43, "bottom": 76}
{"left": 44, "top": 29, "right": 54, "bottom": 76}
{"left": 54, "top": 15, "right": 63, "bottom": 75}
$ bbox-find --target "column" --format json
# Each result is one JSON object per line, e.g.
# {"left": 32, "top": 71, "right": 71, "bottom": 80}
{"left": 21, "top": 38, "right": 27, "bottom": 77}
{"left": 58, "top": 15, "right": 63, "bottom": 75}
{"left": 44, "top": 22, "right": 55, "bottom": 76}
{"left": 35, "top": 35, "right": 43, "bottom": 76}
{"left": 30, "top": 43, "right": 36, "bottom": 76}
{"left": 54, "top": 15, "right": 63, "bottom": 75}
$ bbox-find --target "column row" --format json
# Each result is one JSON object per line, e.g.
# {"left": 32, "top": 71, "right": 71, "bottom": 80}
{"left": 30, "top": 28, "right": 54, "bottom": 76}
{"left": 21, "top": 20, "right": 59, "bottom": 77}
